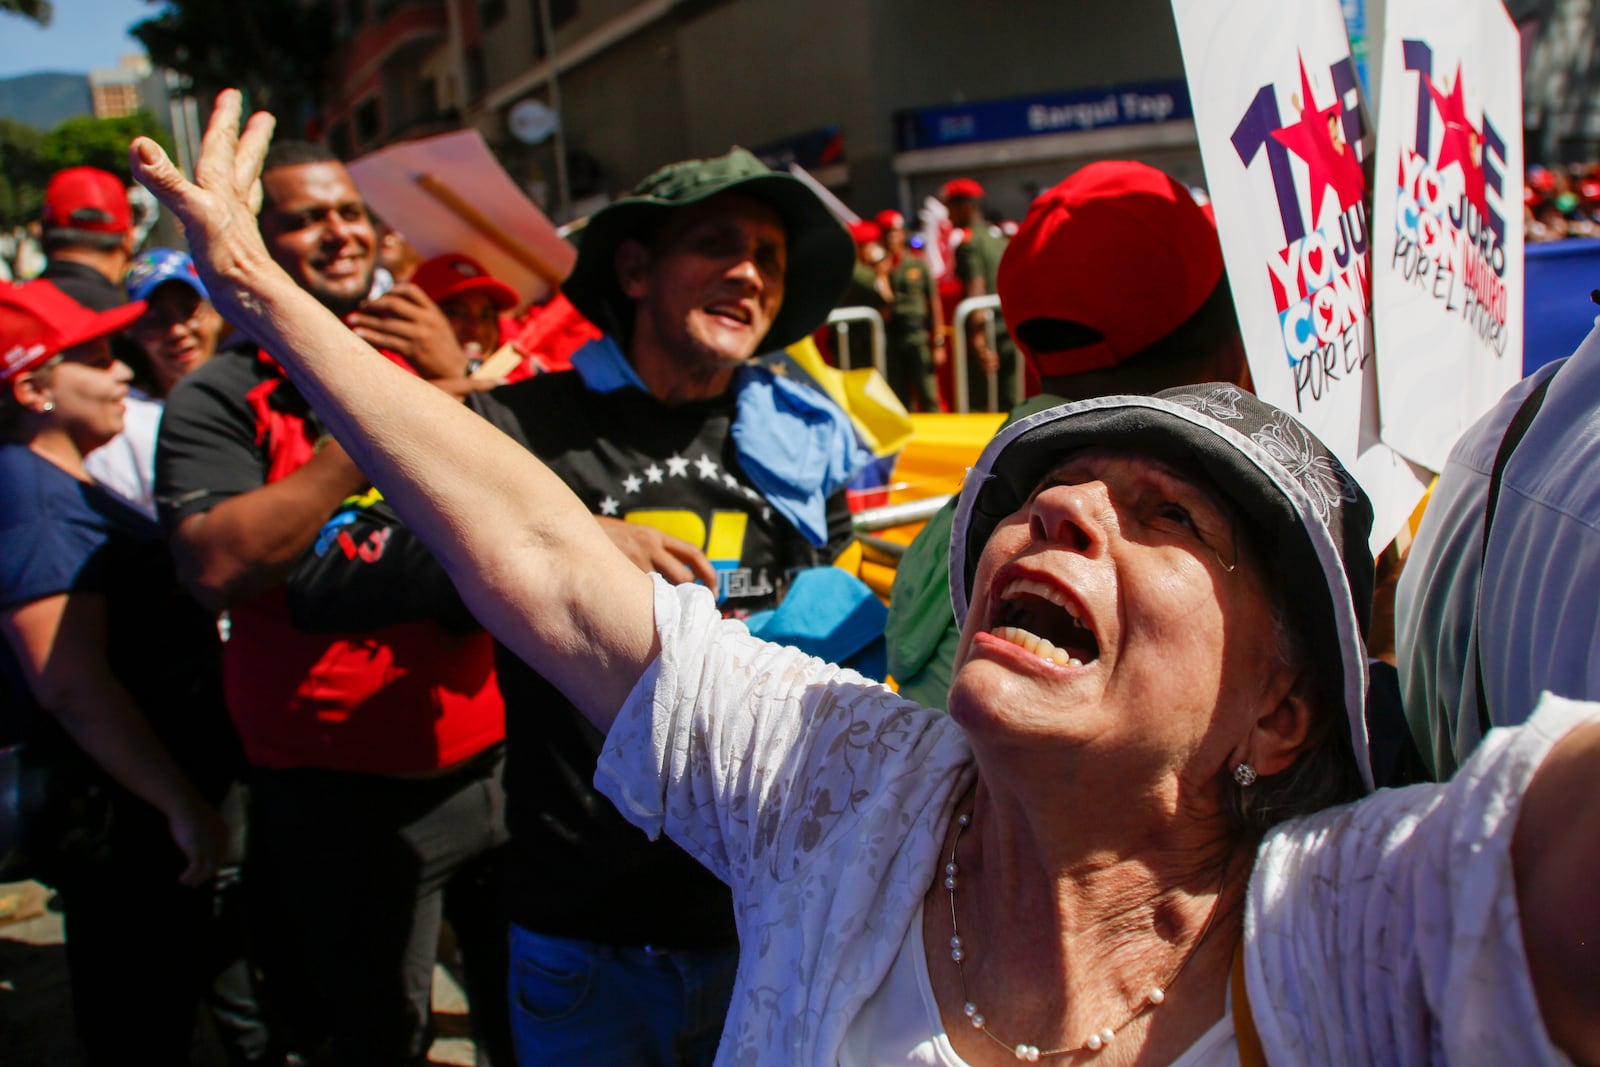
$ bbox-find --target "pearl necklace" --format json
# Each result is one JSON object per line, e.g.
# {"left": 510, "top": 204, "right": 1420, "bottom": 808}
{"left": 943, "top": 811, "right": 1229, "bottom": 1062}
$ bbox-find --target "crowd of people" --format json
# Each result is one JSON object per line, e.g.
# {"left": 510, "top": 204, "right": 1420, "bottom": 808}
{"left": 0, "top": 87, "right": 1597, "bottom": 1067}
{"left": 1524, "top": 161, "right": 1600, "bottom": 242}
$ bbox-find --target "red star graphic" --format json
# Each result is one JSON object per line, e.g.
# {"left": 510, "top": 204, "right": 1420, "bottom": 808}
{"left": 1270, "top": 55, "right": 1367, "bottom": 223}
{"left": 1427, "top": 63, "right": 1487, "bottom": 217}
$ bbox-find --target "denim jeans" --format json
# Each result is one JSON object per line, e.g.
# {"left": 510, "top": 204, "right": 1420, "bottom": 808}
{"left": 508, "top": 924, "right": 737, "bottom": 1067}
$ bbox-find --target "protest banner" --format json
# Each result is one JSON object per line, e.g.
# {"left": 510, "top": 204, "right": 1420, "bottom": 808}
{"left": 1370, "top": 0, "right": 1523, "bottom": 471}
{"left": 1173, "top": 0, "right": 1430, "bottom": 552}
{"left": 348, "top": 130, "right": 577, "bottom": 309}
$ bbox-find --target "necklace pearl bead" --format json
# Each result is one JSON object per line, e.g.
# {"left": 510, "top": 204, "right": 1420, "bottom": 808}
{"left": 1148, "top": 986, "right": 1165, "bottom": 1005}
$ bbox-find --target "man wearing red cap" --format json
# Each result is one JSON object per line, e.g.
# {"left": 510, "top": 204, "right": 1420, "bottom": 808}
{"left": 875, "top": 209, "right": 945, "bottom": 411}
{"left": 941, "top": 177, "right": 1017, "bottom": 410}
{"left": 889, "top": 161, "right": 1252, "bottom": 708}
{"left": 38, "top": 167, "right": 138, "bottom": 315}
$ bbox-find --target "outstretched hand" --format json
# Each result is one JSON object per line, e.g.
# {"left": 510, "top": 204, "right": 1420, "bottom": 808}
{"left": 128, "top": 89, "right": 283, "bottom": 329}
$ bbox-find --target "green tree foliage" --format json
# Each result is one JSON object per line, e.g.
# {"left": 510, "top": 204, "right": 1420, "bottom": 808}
{"left": 133, "top": 0, "right": 334, "bottom": 137}
{"left": 0, "top": 117, "right": 47, "bottom": 228}
{"left": 40, "top": 111, "right": 172, "bottom": 179}
{"left": 0, "top": 113, "right": 171, "bottom": 228}
{"left": 0, "top": 0, "right": 52, "bottom": 27}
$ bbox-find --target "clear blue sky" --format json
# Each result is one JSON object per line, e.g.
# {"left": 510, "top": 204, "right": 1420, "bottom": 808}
{"left": 0, "top": 0, "right": 153, "bottom": 78}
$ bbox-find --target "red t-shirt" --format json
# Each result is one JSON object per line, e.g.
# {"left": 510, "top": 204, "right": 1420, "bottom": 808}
{"left": 154, "top": 347, "right": 505, "bottom": 774}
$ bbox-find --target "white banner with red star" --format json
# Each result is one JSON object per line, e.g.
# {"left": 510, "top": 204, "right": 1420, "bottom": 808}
{"left": 1173, "top": 0, "right": 1430, "bottom": 552}
{"left": 1370, "top": 0, "right": 1523, "bottom": 471}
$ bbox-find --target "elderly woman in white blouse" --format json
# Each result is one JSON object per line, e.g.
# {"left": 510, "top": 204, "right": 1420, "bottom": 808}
{"left": 133, "top": 94, "right": 1599, "bottom": 1067}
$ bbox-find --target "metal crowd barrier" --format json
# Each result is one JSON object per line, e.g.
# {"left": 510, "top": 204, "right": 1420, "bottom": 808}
{"left": 950, "top": 294, "right": 1020, "bottom": 414}
{"left": 827, "top": 306, "right": 888, "bottom": 378}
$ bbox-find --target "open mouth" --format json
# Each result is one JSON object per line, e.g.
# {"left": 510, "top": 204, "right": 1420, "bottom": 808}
{"left": 989, "top": 577, "right": 1100, "bottom": 667}
{"left": 706, "top": 302, "right": 753, "bottom": 326}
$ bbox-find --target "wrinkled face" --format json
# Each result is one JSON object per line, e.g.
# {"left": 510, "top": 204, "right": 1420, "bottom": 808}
{"left": 37, "top": 338, "right": 131, "bottom": 452}
{"left": 440, "top": 290, "right": 502, "bottom": 356}
{"left": 948, "top": 448, "right": 1292, "bottom": 778}
{"left": 259, "top": 162, "right": 377, "bottom": 316}
{"left": 622, "top": 192, "right": 787, "bottom": 376}
{"left": 131, "top": 280, "right": 224, "bottom": 392}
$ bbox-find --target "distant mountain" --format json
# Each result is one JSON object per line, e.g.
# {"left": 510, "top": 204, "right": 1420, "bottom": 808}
{"left": 0, "top": 72, "right": 92, "bottom": 131}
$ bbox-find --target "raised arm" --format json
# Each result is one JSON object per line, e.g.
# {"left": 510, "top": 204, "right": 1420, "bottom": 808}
{"left": 131, "top": 92, "right": 656, "bottom": 732}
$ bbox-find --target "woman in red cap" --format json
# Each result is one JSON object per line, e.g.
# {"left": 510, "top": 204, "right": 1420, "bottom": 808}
{"left": 0, "top": 280, "right": 239, "bottom": 1063}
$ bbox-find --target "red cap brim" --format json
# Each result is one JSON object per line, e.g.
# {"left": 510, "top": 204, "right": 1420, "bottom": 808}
{"left": 58, "top": 300, "right": 147, "bottom": 352}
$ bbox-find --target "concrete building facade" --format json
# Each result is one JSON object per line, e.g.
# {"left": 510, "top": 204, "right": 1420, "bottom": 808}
{"left": 314, "top": 1, "right": 1584, "bottom": 224}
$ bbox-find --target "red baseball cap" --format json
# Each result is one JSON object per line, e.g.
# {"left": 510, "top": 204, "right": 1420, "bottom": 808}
{"left": 41, "top": 167, "right": 132, "bottom": 234}
{"left": 847, "top": 220, "right": 882, "bottom": 245}
{"left": 874, "top": 209, "right": 905, "bottom": 231}
{"left": 940, "top": 178, "right": 984, "bottom": 202}
{"left": 0, "top": 281, "right": 146, "bottom": 383}
{"left": 996, "top": 160, "right": 1224, "bottom": 380}
{"left": 411, "top": 253, "right": 519, "bottom": 312}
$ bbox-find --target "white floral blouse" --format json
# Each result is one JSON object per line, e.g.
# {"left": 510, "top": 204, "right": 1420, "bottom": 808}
{"left": 597, "top": 577, "right": 1584, "bottom": 1066}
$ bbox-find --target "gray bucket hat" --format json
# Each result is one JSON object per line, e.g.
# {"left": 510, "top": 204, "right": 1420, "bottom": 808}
{"left": 949, "top": 383, "right": 1377, "bottom": 790}
{"left": 563, "top": 147, "right": 854, "bottom": 352}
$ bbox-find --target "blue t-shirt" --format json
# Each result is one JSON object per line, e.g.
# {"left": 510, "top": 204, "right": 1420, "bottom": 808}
{"left": 0, "top": 444, "right": 236, "bottom": 791}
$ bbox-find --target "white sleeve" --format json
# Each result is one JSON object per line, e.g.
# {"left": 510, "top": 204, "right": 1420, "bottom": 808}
{"left": 595, "top": 575, "right": 969, "bottom": 895}
{"left": 1244, "top": 693, "right": 1595, "bottom": 1066}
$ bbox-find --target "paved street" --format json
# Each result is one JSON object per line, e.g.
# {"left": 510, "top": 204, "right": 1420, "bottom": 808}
{"left": 0, "top": 881, "right": 478, "bottom": 1066}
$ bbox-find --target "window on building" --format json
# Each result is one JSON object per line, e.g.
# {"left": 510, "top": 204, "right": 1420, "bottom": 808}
{"left": 327, "top": 120, "right": 354, "bottom": 160}
{"left": 355, "top": 98, "right": 382, "bottom": 145}
{"left": 531, "top": 0, "right": 577, "bottom": 57}
{"left": 465, "top": 44, "right": 487, "bottom": 103}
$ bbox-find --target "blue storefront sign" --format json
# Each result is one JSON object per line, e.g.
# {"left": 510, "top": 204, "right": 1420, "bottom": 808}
{"left": 893, "top": 80, "right": 1193, "bottom": 153}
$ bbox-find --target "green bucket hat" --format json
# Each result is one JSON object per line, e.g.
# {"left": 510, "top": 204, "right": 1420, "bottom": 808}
{"left": 563, "top": 147, "right": 854, "bottom": 352}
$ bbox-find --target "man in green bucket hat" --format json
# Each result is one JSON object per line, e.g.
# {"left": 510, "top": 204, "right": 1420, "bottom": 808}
{"left": 286, "top": 146, "right": 867, "bottom": 1066}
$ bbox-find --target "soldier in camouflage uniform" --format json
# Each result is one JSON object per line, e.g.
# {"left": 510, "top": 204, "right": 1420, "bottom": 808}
{"left": 875, "top": 209, "right": 945, "bottom": 411}
{"left": 944, "top": 178, "right": 1016, "bottom": 411}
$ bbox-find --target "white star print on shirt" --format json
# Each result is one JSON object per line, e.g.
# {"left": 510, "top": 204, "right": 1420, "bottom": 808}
{"left": 622, "top": 474, "right": 643, "bottom": 494}
{"left": 666, "top": 455, "right": 690, "bottom": 477}
{"left": 696, "top": 454, "right": 720, "bottom": 479}
{"left": 645, "top": 464, "right": 665, "bottom": 483}
{"left": 599, "top": 496, "right": 620, "bottom": 516}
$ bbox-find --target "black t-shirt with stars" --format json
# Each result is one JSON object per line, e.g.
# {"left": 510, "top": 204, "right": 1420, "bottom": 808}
{"left": 288, "top": 368, "right": 853, "bottom": 947}
{"left": 491, "top": 370, "right": 852, "bottom": 946}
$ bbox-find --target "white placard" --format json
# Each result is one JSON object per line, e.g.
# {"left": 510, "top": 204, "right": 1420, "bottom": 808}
{"left": 1173, "top": 0, "right": 1429, "bottom": 552}
{"left": 347, "top": 130, "right": 577, "bottom": 309}
{"left": 1371, "top": 0, "right": 1523, "bottom": 471}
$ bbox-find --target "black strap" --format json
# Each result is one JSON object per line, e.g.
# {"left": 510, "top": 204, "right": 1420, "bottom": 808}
{"left": 1472, "top": 371, "right": 1556, "bottom": 737}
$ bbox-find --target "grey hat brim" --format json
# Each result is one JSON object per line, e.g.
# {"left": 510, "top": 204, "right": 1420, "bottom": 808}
{"left": 948, "top": 388, "right": 1375, "bottom": 791}
{"left": 564, "top": 170, "right": 853, "bottom": 353}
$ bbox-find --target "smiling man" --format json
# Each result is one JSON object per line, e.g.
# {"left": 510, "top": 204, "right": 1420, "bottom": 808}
{"left": 152, "top": 142, "right": 515, "bottom": 1065}
{"left": 282, "top": 146, "right": 860, "bottom": 1066}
